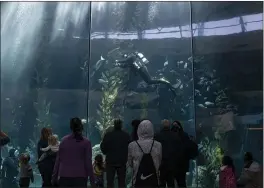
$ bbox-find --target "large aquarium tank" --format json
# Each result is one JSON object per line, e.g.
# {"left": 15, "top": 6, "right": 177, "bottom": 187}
{"left": 1, "top": 2, "right": 263, "bottom": 187}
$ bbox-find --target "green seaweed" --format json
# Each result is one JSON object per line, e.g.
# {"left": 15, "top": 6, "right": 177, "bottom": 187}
{"left": 96, "top": 69, "right": 124, "bottom": 138}
{"left": 197, "top": 137, "right": 223, "bottom": 188}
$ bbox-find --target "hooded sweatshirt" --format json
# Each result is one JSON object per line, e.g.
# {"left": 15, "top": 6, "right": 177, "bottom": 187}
{"left": 128, "top": 120, "right": 162, "bottom": 186}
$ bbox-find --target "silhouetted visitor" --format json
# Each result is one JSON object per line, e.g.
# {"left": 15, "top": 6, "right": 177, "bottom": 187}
{"left": 93, "top": 154, "right": 105, "bottom": 187}
{"left": 171, "top": 120, "right": 198, "bottom": 188}
{"left": 219, "top": 156, "right": 236, "bottom": 188}
{"left": 131, "top": 119, "right": 141, "bottom": 141}
{"left": 37, "top": 127, "right": 53, "bottom": 187}
{"left": 1, "top": 148, "right": 19, "bottom": 188}
{"left": 19, "top": 153, "right": 34, "bottom": 188}
{"left": 100, "top": 119, "right": 130, "bottom": 188}
{"left": 52, "top": 117, "right": 95, "bottom": 187}
{"left": 128, "top": 120, "right": 162, "bottom": 188}
{"left": 155, "top": 119, "right": 182, "bottom": 188}
{"left": 237, "top": 152, "right": 263, "bottom": 188}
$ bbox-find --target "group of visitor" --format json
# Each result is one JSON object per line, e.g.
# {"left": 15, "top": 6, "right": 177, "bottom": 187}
{"left": 0, "top": 117, "right": 262, "bottom": 188}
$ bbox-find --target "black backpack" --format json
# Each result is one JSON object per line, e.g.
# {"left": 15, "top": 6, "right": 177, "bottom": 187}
{"left": 135, "top": 140, "right": 158, "bottom": 188}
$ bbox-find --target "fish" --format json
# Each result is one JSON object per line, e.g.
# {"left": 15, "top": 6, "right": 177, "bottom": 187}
{"left": 205, "top": 101, "right": 214, "bottom": 106}
{"left": 179, "top": 84, "right": 183, "bottom": 89}
{"left": 172, "top": 80, "right": 182, "bottom": 88}
{"left": 198, "top": 104, "right": 207, "bottom": 108}
{"left": 95, "top": 59, "right": 105, "bottom": 70}
{"left": 98, "top": 79, "right": 108, "bottom": 85}
{"left": 164, "top": 61, "right": 168, "bottom": 66}
{"left": 184, "top": 63, "right": 188, "bottom": 69}
{"left": 100, "top": 55, "right": 105, "bottom": 60}
{"left": 181, "top": 108, "right": 186, "bottom": 114}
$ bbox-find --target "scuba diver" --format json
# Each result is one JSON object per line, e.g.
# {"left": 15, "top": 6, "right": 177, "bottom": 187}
{"left": 1, "top": 148, "right": 19, "bottom": 188}
{"left": 107, "top": 48, "right": 177, "bottom": 96}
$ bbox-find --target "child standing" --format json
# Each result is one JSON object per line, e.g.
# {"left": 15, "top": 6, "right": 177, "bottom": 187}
{"left": 19, "top": 153, "right": 34, "bottom": 188}
{"left": 37, "top": 134, "right": 59, "bottom": 163}
{"left": 93, "top": 154, "right": 105, "bottom": 187}
{"left": 219, "top": 155, "right": 237, "bottom": 188}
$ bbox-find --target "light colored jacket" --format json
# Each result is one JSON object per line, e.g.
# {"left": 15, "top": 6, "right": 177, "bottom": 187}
{"left": 128, "top": 120, "right": 162, "bottom": 186}
{"left": 237, "top": 161, "right": 263, "bottom": 188}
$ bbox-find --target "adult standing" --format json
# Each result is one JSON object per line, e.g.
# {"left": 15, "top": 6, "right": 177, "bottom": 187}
{"left": 37, "top": 127, "right": 52, "bottom": 187}
{"left": 155, "top": 119, "right": 183, "bottom": 188}
{"left": 52, "top": 117, "right": 95, "bottom": 187}
{"left": 128, "top": 120, "right": 162, "bottom": 188}
{"left": 171, "top": 121, "right": 198, "bottom": 188}
{"left": 100, "top": 119, "right": 130, "bottom": 188}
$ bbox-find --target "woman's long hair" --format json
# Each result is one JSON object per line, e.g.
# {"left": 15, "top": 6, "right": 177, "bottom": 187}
{"left": 222, "top": 155, "right": 235, "bottom": 172}
{"left": 70, "top": 117, "right": 84, "bottom": 142}
{"left": 40, "top": 127, "right": 52, "bottom": 141}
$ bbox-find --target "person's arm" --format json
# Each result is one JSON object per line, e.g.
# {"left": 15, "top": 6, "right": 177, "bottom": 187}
{"left": 127, "top": 143, "right": 133, "bottom": 167}
{"left": 85, "top": 141, "right": 95, "bottom": 186}
{"left": 52, "top": 144, "right": 61, "bottom": 184}
{"left": 0, "top": 131, "right": 10, "bottom": 146}
{"left": 158, "top": 143, "right": 162, "bottom": 167}
{"left": 28, "top": 166, "right": 34, "bottom": 183}
{"left": 41, "top": 145, "right": 51, "bottom": 152}
{"left": 100, "top": 133, "right": 109, "bottom": 155}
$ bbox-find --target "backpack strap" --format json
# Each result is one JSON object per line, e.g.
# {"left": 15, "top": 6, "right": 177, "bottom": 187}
{"left": 135, "top": 141, "right": 145, "bottom": 154}
{"left": 149, "top": 140, "right": 155, "bottom": 154}
{"left": 135, "top": 140, "right": 155, "bottom": 154}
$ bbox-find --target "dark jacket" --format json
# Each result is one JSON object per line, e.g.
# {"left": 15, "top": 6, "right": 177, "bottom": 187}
{"left": 37, "top": 139, "right": 48, "bottom": 160}
{"left": 171, "top": 128, "right": 193, "bottom": 172}
{"left": 100, "top": 129, "right": 130, "bottom": 166}
{"left": 155, "top": 127, "right": 183, "bottom": 170}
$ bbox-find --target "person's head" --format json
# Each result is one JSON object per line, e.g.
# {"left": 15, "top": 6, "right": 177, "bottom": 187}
{"left": 19, "top": 153, "right": 30, "bottom": 165}
{"left": 244, "top": 152, "right": 253, "bottom": 163}
{"left": 48, "top": 134, "right": 59, "bottom": 146}
{"left": 162, "top": 119, "right": 170, "bottom": 129}
{"left": 137, "top": 119, "right": 154, "bottom": 140}
{"left": 70, "top": 117, "right": 84, "bottom": 141}
{"left": 41, "top": 127, "right": 52, "bottom": 141}
{"left": 131, "top": 119, "right": 141, "bottom": 128}
{"left": 95, "top": 154, "right": 104, "bottom": 170}
{"left": 114, "top": 119, "right": 122, "bottom": 130}
{"left": 171, "top": 120, "right": 183, "bottom": 133}
{"left": 70, "top": 117, "right": 83, "bottom": 134}
{"left": 222, "top": 155, "right": 235, "bottom": 172}
{"left": 9, "top": 148, "right": 16, "bottom": 157}
{"left": 95, "top": 154, "right": 103, "bottom": 164}
{"left": 131, "top": 119, "right": 141, "bottom": 140}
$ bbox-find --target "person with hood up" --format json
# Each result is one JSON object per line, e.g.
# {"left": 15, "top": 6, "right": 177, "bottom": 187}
{"left": 128, "top": 120, "right": 162, "bottom": 188}
{"left": 237, "top": 152, "right": 263, "bottom": 188}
